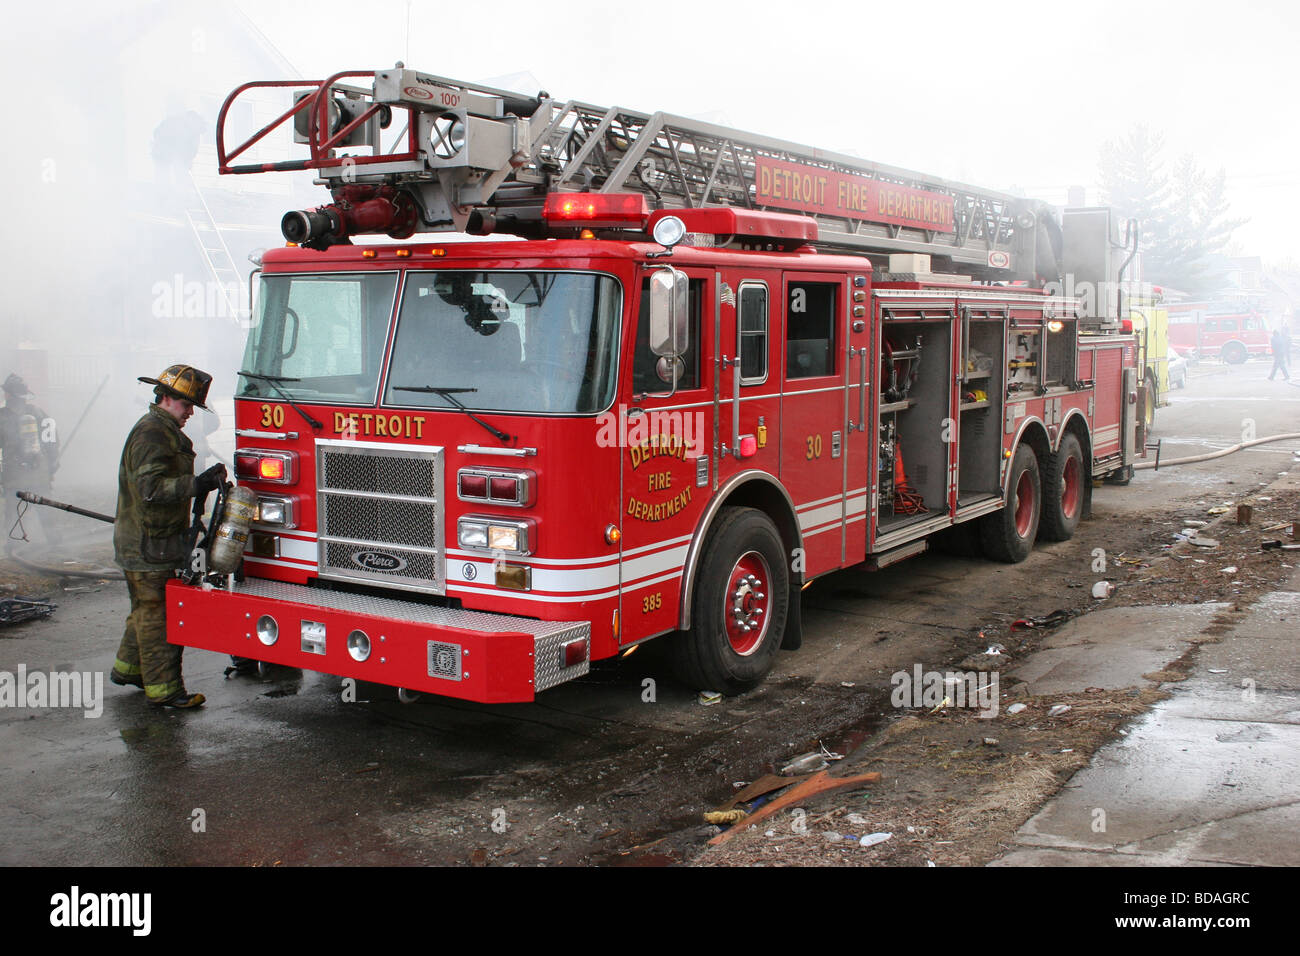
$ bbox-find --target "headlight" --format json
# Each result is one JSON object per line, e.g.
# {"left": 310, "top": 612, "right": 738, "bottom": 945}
{"left": 256, "top": 495, "right": 295, "bottom": 528}
{"left": 458, "top": 517, "right": 533, "bottom": 555}
{"left": 458, "top": 520, "right": 489, "bottom": 549}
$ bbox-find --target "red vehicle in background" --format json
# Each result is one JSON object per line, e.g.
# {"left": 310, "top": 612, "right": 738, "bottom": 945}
{"left": 1167, "top": 303, "right": 1270, "bottom": 364}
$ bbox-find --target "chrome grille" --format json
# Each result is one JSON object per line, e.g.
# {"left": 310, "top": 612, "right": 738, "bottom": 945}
{"left": 317, "top": 440, "right": 445, "bottom": 594}
{"left": 323, "top": 494, "right": 435, "bottom": 545}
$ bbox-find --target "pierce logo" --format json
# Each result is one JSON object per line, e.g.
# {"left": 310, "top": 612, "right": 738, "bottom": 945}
{"left": 352, "top": 550, "right": 407, "bottom": 572}
{"left": 404, "top": 86, "right": 434, "bottom": 100}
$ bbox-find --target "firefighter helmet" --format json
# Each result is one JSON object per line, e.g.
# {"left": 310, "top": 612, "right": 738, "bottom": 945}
{"left": 2, "top": 373, "right": 30, "bottom": 397}
{"left": 138, "top": 365, "right": 213, "bottom": 410}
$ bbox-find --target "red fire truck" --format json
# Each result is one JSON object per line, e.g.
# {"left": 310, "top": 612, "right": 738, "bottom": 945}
{"left": 173, "top": 68, "right": 1141, "bottom": 703}
{"left": 1166, "top": 302, "right": 1270, "bottom": 363}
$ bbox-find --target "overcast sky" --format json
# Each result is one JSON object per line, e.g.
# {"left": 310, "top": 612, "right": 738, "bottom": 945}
{"left": 10, "top": 0, "right": 1299, "bottom": 263}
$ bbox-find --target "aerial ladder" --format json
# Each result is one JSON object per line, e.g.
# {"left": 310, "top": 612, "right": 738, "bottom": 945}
{"left": 217, "top": 66, "right": 1131, "bottom": 322}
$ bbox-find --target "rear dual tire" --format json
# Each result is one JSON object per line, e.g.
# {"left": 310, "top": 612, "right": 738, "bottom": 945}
{"left": 980, "top": 444, "right": 1041, "bottom": 563}
{"left": 1039, "top": 433, "right": 1084, "bottom": 542}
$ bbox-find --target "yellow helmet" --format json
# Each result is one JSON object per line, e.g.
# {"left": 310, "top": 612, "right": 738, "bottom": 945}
{"left": 138, "top": 365, "right": 213, "bottom": 409}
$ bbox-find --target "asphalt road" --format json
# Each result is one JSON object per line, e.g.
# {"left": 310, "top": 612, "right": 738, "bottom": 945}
{"left": 1, "top": 358, "right": 1296, "bottom": 866}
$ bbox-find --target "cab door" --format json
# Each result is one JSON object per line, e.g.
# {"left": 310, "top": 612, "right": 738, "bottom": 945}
{"left": 779, "top": 272, "right": 855, "bottom": 578}
{"left": 618, "top": 269, "right": 713, "bottom": 645}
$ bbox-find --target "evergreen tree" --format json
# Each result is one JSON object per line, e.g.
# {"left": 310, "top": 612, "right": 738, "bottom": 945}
{"left": 1099, "top": 126, "right": 1246, "bottom": 296}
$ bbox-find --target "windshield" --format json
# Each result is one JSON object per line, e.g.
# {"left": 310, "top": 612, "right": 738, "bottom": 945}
{"left": 384, "top": 271, "right": 622, "bottom": 414}
{"left": 239, "top": 273, "right": 398, "bottom": 404}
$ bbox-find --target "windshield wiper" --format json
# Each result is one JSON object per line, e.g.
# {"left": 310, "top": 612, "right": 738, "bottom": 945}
{"left": 393, "top": 385, "right": 513, "bottom": 443}
{"left": 237, "top": 371, "right": 324, "bottom": 430}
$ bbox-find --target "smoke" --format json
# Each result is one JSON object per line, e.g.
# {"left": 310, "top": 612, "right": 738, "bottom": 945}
{"left": 1, "top": 1, "right": 317, "bottom": 560}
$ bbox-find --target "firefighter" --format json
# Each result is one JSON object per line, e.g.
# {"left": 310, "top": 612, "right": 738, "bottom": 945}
{"left": 0, "top": 373, "right": 60, "bottom": 555}
{"left": 111, "top": 365, "right": 226, "bottom": 709}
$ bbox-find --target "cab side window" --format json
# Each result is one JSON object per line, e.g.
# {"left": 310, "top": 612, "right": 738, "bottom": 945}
{"left": 738, "top": 283, "right": 769, "bottom": 384}
{"left": 786, "top": 282, "right": 837, "bottom": 378}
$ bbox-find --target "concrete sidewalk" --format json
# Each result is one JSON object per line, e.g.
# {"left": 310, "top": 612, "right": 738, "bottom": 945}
{"left": 992, "top": 568, "right": 1300, "bottom": 866}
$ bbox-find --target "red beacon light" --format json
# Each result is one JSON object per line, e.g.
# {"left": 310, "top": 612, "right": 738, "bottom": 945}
{"left": 542, "top": 192, "right": 650, "bottom": 229}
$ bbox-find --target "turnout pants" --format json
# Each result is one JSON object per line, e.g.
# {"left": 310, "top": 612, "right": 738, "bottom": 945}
{"left": 114, "top": 570, "right": 184, "bottom": 701}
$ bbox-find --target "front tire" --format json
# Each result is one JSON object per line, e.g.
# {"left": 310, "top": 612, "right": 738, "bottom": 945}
{"left": 673, "top": 507, "right": 789, "bottom": 695}
{"left": 980, "top": 444, "right": 1041, "bottom": 563}
{"left": 1222, "top": 342, "right": 1248, "bottom": 365}
{"left": 1039, "top": 433, "right": 1084, "bottom": 542}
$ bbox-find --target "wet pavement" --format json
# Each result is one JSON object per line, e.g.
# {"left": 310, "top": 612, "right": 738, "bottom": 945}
{"left": 994, "top": 471, "right": 1300, "bottom": 866}
{"left": 1, "top": 359, "right": 1297, "bottom": 866}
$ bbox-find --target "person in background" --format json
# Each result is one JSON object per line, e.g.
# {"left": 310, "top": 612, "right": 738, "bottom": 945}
{"left": 1268, "top": 323, "right": 1291, "bottom": 381}
{"left": 0, "top": 373, "right": 60, "bottom": 555}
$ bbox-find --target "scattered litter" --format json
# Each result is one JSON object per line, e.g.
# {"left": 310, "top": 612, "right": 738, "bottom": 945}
{"left": 1006, "top": 703, "right": 1027, "bottom": 715}
{"left": 1220, "top": 566, "right": 1238, "bottom": 574}
{"left": 1194, "top": 559, "right": 1206, "bottom": 564}
{"left": 840, "top": 681, "right": 856, "bottom": 688}
{"left": 703, "top": 809, "right": 747, "bottom": 825}
{"left": 780, "top": 752, "right": 829, "bottom": 775}
{"left": 698, "top": 691, "right": 722, "bottom": 706}
{"left": 1257, "top": 496, "right": 1273, "bottom": 502}
{"left": 846, "top": 812, "right": 868, "bottom": 827}
{"left": 823, "top": 831, "right": 843, "bottom": 842}
{"left": 1061, "top": 748, "right": 1074, "bottom": 754}
{"left": 765, "top": 830, "right": 776, "bottom": 838}
{"left": 1179, "top": 529, "right": 1200, "bottom": 538}
{"left": 1209, "top": 669, "right": 1228, "bottom": 674}
{"left": 1048, "top": 704, "right": 1072, "bottom": 717}
{"left": 983, "top": 737, "right": 999, "bottom": 746}
{"left": 859, "top": 832, "right": 892, "bottom": 848}
{"left": 1011, "top": 609, "right": 1074, "bottom": 630}
{"left": 928, "top": 696, "right": 952, "bottom": 714}
{"left": 62, "top": 584, "right": 102, "bottom": 594}
{"left": 733, "top": 781, "right": 749, "bottom": 789}
{"left": 1207, "top": 507, "right": 1229, "bottom": 515}
{"left": 1183, "top": 520, "right": 1209, "bottom": 528}
{"left": 1191, "top": 537, "right": 1219, "bottom": 548}
{"left": 1091, "top": 581, "right": 1114, "bottom": 599}
{"left": 926, "top": 860, "right": 936, "bottom": 867}
{"left": 1262, "top": 540, "right": 1300, "bottom": 551}
{"left": 1262, "top": 522, "right": 1290, "bottom": 532}
{"left": 906, "top": 825, "right": 916, "bottom": 833}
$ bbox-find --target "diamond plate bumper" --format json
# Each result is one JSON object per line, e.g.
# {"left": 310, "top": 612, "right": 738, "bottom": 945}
{"left": 167, "top": 577, "right": 590, "bottom": 703}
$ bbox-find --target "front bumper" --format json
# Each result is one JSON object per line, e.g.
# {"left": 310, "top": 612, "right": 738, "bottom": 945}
{"left": 167, "top": 578, "right": 591, "bottom": 703}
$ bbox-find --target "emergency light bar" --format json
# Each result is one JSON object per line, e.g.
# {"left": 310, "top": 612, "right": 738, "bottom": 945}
{"left": 542, "top": 193, "right": 649, "bottom": 229}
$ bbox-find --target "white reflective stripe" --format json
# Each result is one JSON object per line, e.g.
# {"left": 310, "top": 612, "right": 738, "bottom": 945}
{"left": 445, "top": 531, "right": 692, "bottom": 568}
{"left": 445, "top": 539, "right": 690, "bottom": 596}
{"left": 449, "top": 567, "right": 685, "bottom": 604}
{"left": 244, "top": 556, "right": 313, "bottom": 570}
{"left": 272, "top": 536, "right": 317, "bottom": 563}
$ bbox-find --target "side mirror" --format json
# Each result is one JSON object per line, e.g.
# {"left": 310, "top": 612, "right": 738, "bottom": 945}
{"left": 649, "top": 267, "right": 689, "bottom": 360}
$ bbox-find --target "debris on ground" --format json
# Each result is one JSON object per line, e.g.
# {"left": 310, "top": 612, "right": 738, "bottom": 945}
{"left": 697, "top": 691, "right": 722, "bottom": 706}
{"left": 1010, "top": 610, "right": 1075, "bottom": 631}
{"left": 859, "top": 832, "right": 892, "bottom": 847}
{"left": 1047, "top": 704, "right": 1072, "bottom": 717}
{"left": 0, "top": 596, "right": 57, "bottom": 625}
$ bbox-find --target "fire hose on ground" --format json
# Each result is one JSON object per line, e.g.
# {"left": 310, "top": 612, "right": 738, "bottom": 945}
{"left": 1137, "top": 432, "right": 1300, "bottom": 471}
